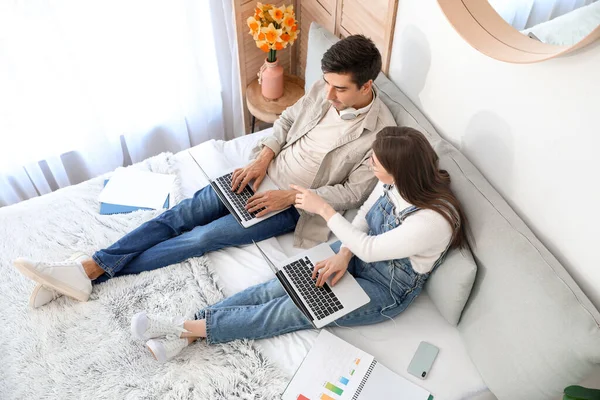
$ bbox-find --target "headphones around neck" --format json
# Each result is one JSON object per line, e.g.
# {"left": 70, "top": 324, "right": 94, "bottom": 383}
{"left": 338, "top": 107, "right": 359, "bottom": 121}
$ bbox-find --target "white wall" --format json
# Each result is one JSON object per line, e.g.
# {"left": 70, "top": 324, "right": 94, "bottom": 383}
{"left": 387, "top": 0, "right": 600, "bottom": 308}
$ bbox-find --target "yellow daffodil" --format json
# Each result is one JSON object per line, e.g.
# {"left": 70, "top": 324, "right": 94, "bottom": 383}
{"left": 273, "top": 41, "right": 286, "bottom": 50}
{"left": 268, "top": 5, "right": 286, "bottom": 24}
{"left": 256, "top": 40, "right": 270, "bottom": 53}
{"left": 282, "top": 13, "right": 296, "bottom": 30}
{"left": 261, "top": 23, "right": 283, "bottom": 44}
{"left": 288, "top": 29, "right": 298, "bottom": 45}
{"left": 247, "top": 16, "right": 260, "bottom": 36}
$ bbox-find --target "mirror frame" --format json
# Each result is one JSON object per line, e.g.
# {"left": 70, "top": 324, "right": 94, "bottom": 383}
{"left": 438, "top": 0, "right": 600, "bottom": 63}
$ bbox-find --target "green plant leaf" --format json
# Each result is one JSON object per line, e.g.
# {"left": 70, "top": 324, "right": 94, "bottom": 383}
{"left": 564, "top": 385, "right": 600, "bottom": 400}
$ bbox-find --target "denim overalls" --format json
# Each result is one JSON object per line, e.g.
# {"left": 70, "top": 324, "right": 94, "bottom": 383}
{"left": 196, "top": 185, "right": 449, "bottom": 344}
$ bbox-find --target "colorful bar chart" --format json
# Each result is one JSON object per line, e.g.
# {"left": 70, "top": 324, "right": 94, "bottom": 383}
{"left": 319, "top": 394, "right": 335, "bottom": 400}
{"left": 339, "top": 376, "right": 349, "bottom": 385}
{"left": 324, "top": 382, "right": 343, "bottom": 396}
{"left": 350, "top": 369, "right": 355, "bottom": 375}
{"left": 354, "top": 358, "right": 361, "bottom": 365}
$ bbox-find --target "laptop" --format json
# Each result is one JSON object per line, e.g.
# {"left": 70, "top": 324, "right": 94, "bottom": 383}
{"left": 189, "top": 150, "right": 289, "bottom": 228}
{"left": 254, "top": 241, "right": 370, "bottom": 328}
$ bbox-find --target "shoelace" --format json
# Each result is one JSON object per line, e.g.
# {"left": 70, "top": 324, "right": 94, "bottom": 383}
{"left": 42, "top": 260, "right": 82, "bottom": 267}
{"left": 147, "top": 316, "right": 187, "bottom": 337}
{"left": 161, "top": 335, "right": 188, "bottom": 356}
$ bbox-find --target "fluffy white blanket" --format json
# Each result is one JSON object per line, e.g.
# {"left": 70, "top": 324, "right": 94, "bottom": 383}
{"left": 0, "top": 153, "right": 287, "bottom": 399}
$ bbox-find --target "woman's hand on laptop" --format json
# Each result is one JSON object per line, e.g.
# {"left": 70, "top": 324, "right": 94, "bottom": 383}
{"left": 231, "top": 147, "right": 275, "bottom": 193}
{"left": 246, "top": 190, "right": 296, "bottom": 217}
{"left": 312, "top": 250, "right": 352, "bottom": 287}
{"left": 291, "top": 185, "right": 336, "bottom": 222}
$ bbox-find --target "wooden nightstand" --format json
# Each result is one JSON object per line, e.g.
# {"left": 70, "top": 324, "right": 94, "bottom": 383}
{"left": 246, "top": 74, "right": 305, "bottom": 133}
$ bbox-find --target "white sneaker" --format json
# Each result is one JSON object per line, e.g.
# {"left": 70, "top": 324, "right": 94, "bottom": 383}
{"left": 14, "top": 254, "right": 92, "bottom": 302}
{"left": 28, "top": 253, "right": 90, "bottom": 308}
{"left": 131, "top": 311, "right": 187, "bottom": 340}
{"left": 146, "top": 335, "right": 189, "bottom": 363}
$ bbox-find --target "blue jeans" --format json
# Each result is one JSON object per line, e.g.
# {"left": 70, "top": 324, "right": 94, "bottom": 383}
{"left": 195, "top": 241, "right": 427, "bottom": 344}
{"left": 92, "top": 185, "right": 300, "bottom": 283}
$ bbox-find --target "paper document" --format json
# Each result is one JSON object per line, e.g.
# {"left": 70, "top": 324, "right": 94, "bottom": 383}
{"left": 283, "top": 330, "right": 432, "bottom": 400}
{"left": 98, "top": 169, "right": 175, "bottom": 210}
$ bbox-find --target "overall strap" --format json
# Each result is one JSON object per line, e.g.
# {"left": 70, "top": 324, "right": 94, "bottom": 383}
{"left": 397, "top": 205, "right": 420, "bottom": 223}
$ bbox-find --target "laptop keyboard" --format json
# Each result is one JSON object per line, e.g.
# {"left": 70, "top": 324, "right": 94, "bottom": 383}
{"left": 215, "top": 173, "right": 266, "bottom": 221}
{"left": 283, "top": 256, "right": 343, "bottom": 320}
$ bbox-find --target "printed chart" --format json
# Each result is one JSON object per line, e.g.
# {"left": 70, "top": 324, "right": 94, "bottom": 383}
{"left": 282, "top": 332, "right": 373, "bottom": 400}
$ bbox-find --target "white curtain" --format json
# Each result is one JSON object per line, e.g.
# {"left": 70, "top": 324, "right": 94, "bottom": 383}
{"left": 489, "top": 0, "right": 598, "bottom": 29}
{"left": 0, "top": 0, "right": 243, "bottom": 207}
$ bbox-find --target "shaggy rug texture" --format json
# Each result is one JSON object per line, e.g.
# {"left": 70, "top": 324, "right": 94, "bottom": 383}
{"left": 0, "top": 153, "right": 288, "bottom": 399}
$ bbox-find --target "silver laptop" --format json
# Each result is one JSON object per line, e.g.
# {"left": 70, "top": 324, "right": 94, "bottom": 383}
{"left": 254, "top": 241, "right": 370, "bottom": 328}
{"left": 189, "top": 151, "right": 288, "bottom": 228}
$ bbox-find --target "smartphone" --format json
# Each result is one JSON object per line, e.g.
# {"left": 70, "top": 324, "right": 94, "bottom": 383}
{"left": 407, "top": 341, "right": 439, "bottom": 380}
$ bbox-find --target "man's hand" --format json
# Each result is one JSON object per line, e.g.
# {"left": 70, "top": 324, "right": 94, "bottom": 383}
{"left": 246, "top": 190, "right": 297, "bottom": 217}
{"left": 231, "top": 147, "right": 275, "bottom": 193}
{"left": 312, "top": 250, "right": 353, "bottom": 287}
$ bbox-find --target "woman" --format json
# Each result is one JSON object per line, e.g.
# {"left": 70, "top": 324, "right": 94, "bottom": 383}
{"left": 129, "top": 126, "right": 468, "bottom": 363}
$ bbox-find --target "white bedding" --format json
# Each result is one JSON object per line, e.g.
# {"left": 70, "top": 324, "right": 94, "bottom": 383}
{"left": 175, "top": 130, "right": 488, "bottom": 400}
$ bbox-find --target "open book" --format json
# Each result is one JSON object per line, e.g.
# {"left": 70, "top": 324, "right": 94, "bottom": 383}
{"left": 283, "top": 330, "right": 433, "bottom": 400}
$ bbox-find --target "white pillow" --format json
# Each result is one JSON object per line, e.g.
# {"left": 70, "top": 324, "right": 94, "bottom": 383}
{"left": 304, "top": 23, "right": 339, "bottom": 92}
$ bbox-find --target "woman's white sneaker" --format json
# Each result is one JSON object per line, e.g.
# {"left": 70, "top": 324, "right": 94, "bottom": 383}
{"left": 131, "top": 311, "right": 187, "bottom": 340}
{"left": 146, "top": 335, "right": 189, "bottom": 363}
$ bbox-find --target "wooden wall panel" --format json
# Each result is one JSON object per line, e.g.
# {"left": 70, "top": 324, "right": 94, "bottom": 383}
{"left": 233, "top": 0, "right": 398, "bottom": 132}
{"left": 295, "top": 0, "right": 398, "bottom": 80}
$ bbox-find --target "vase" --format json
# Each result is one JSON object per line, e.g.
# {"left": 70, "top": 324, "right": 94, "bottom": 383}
{"left": 258, "top": 58, "right": 284, "bottom": 100}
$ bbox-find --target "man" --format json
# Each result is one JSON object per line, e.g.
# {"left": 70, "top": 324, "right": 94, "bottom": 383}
{"left": 14, "top": 35, "right": 396, "bottom": 306}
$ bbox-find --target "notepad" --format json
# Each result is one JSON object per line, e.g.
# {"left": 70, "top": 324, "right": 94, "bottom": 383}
{"left": 98, "top": 169, "right": 174, "bottom": 215}
{"left": 283, "top": 330, "right": 433, "bottom": 400}
{"left": 99, "top": 179, "right": 170, "bottom": 215}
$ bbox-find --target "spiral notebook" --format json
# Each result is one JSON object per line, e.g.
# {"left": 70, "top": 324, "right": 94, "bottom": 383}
{"left": 282, "top": 330, "right": 433, "bottom": 400}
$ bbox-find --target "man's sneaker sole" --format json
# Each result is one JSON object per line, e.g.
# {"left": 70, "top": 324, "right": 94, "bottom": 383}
{"left": 14, "top": 259, "right": 90, "bottom": 302}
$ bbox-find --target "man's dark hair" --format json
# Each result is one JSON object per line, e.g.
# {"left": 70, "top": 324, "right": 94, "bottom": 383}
{"left": 321, "top": 35, "right": 382, "bottom": 88}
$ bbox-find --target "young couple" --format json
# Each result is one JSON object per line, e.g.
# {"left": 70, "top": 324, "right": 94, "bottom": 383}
{"left": 14, "top": 35, "right": 468, "bottom": 363}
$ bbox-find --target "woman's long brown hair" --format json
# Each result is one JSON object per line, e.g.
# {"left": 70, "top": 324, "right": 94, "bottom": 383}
{"left": 372, "top": 126, "right": 468, "bottom": 249}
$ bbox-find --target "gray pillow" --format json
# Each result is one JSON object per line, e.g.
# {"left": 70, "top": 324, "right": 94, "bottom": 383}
{"left": 424, "top": 245, "right": 477, "bottom": 326}
{"left": 306, "top": 21, "right": 477, "bottom": 327}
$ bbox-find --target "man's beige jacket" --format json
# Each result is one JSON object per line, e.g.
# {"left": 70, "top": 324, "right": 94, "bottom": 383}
{"left": 251, "top": 79, "right": 396, "bottom": 248}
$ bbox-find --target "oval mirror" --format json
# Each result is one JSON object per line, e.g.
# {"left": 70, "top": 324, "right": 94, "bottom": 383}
{"left": 438, "top": 0, "right": 600, "bottom": 63}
